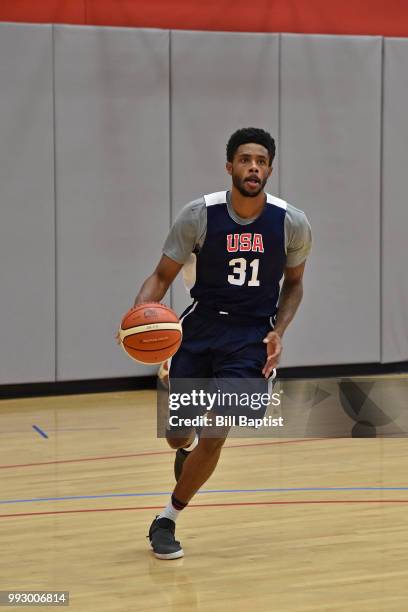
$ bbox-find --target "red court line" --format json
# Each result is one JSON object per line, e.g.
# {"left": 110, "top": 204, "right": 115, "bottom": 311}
{"left": 0, "top": 438, "right": 336, "bottom": 471}
{"left": 1, "top": 498, "right": 408, "bottom": 519}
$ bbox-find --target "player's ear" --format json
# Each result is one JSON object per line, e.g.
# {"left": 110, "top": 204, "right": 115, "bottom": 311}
{"left": 226, "top": 161, "right": 232, "bottom": 176}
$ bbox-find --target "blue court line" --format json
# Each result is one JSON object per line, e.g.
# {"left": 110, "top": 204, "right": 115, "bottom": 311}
{"left": 1, "top": 486, "right": 408, "bottom": 505}
{"left": 32, "top": 425, "right": 48, "bottom": 439}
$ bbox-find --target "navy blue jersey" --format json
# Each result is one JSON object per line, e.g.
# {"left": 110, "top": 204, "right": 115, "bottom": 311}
{"left": 190, "top": 191, "right": 287, "bottom": 320}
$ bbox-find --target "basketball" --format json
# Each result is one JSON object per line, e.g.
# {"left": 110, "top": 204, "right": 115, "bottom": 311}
{"left": 119, "top": 303, "right": 182, "bottom": 364}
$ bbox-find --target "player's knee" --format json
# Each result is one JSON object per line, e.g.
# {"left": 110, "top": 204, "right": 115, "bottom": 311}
{"left": 197, "top": 436, "right": 227, "bottom": 455}
{"left": 166, "top": 431, "right": 194, "bottom": 449}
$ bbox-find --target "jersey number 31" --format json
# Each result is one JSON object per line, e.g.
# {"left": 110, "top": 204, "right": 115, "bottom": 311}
{"left": 227, "top": 258, "right": 260, "bottom": 286}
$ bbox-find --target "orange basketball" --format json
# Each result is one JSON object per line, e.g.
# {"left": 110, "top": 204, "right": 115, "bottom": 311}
{"left": 119, "top": 303, "right": 182, "bottom": 364}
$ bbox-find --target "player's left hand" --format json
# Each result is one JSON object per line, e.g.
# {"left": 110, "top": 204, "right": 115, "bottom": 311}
{"left": 262, "top": 331, "right": 282, "bottom": 378}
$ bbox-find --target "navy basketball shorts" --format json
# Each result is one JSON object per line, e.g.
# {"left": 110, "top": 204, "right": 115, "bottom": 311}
{"left": 167, "top": 304, "right": 276, "bottom": 434}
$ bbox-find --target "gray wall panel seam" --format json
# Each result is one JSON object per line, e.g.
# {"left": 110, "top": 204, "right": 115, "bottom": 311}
{"left": 277, "top": 33, "right": 281, "bottom": 198}
{"left": 380, "top": 36, "right": 385, "bottom": 363}
{"left": 169, "top": 29, "right": 174, "bottom": 310}
{"left": 52, "top": 24, "right": 58, "bottom": 382}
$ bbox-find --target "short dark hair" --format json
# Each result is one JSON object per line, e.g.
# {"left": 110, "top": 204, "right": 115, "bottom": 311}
{"left": 226, "top": 127, "right": 276, "bottom": 166}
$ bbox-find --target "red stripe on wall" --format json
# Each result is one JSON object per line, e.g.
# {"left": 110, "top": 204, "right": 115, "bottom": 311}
{"left": 1, "top": 0, "right": 408, "bottom": 37}
{"left": 0, "top": 0, "right": 84, "bottom": 25}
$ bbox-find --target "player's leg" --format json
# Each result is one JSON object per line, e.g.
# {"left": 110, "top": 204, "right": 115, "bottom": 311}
{"left": 149, "top": 311, "right": 213, "bottom": 559}
{"left": 165, "top": 310, "right": 213, "bottom": 471}
{"left": 149, "top": 318, "right": 272, "bottom": 559}
{"left": 164, "top": 345, "right": 210, "bottom": 470}
{"left": 168, "top": 319, "right": 273, "bottom": 503}
{"left": 172, "top": 425, "right": 229, "bottom": 502}
{"left": 148, "top": 422, "right": 229, "bottom": 560}
{"left": 158, "top": 362, "right": 195, "bottom": 450}
{"left": 166, "top": 423, "right": 199, "bottom": 483}
{"left": 149, "top": 379, "right": 234, "bottom": 559}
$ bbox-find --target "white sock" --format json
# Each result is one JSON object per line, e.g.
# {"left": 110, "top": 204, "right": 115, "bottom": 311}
{"left": 184, "top": 433, "right": 199, "bottom": 452}
{"left": 157, "top": 499, "right": 181, "bottom": 523}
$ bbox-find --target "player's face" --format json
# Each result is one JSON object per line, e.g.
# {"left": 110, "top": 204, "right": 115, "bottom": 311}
{"left": 226, "top": 143, "right": 273, "bottom": 198}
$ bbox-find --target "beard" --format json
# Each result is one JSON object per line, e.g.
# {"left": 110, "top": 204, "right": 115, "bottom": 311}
{"left": 232, "top": 173, "right": 268, "bottom": 198}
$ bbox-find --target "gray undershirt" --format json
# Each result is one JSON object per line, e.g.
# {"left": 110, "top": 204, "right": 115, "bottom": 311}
{"left": 163, "top": 191, "right": 312, "bottom": 268}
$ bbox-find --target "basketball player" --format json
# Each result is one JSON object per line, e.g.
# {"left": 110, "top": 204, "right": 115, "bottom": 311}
{"left": 132, "top": 128, "right": 312, "bottom": 559}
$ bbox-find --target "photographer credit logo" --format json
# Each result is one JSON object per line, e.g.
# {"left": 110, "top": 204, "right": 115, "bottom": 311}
{"left": 157, "top": 376, "right": 408, "bottom": 439}
{"left": 167, "top": 386, "right": 284, "bottom": 430}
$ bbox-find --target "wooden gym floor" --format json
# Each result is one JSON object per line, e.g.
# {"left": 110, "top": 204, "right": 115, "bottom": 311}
{"left": 0, "top": 381, "right": 408, "bottom": 611}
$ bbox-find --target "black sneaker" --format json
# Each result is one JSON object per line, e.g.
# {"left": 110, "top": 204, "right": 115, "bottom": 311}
{"left": 148, "top": 517, "right": 184, "bottom": 560}
{"left": 174, "top": 447, "right": 190, "bottom": 481}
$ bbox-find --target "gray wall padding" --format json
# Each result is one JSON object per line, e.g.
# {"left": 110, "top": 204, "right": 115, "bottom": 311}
{"left": 0, "top": 24, "right": 55, "bottom": 384}
{"left": 279, "top": 35, "right": 382, "bottom": 366}
{"left": 170, "top": 31, "right": 279, "bottom": 315}
{"left": 54, "top": 26, "right": 170, "bottom": 380}
{"left": 0, "top": 24, "right": 406, "bottom": 384}
{"left": 382, "top": 39, "right": 408, "bottom": 363}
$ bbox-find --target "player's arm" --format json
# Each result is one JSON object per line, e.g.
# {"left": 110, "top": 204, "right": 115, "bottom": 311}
{"left": 262, "top": 262, "right": 306, "bottom": 378}
{"left": 274, "top": 262, "right": 305, "bottom": 337}
{"left": 133, "top": 255, "right": 183, "bottom": 306}
{"left": 116, "top": 255, "right": 182, "bottom": 344}
{"left": 262, "top": 262, "right": 306, "bottom": 377}
{"left": 131, "top": 200, "right": 201, "bottom": 308}
{"left": 117, "top": 200, "right": 200, "bottom": 342}
{"left": 262, "top": 206, "right": 312, "bottom": 377}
